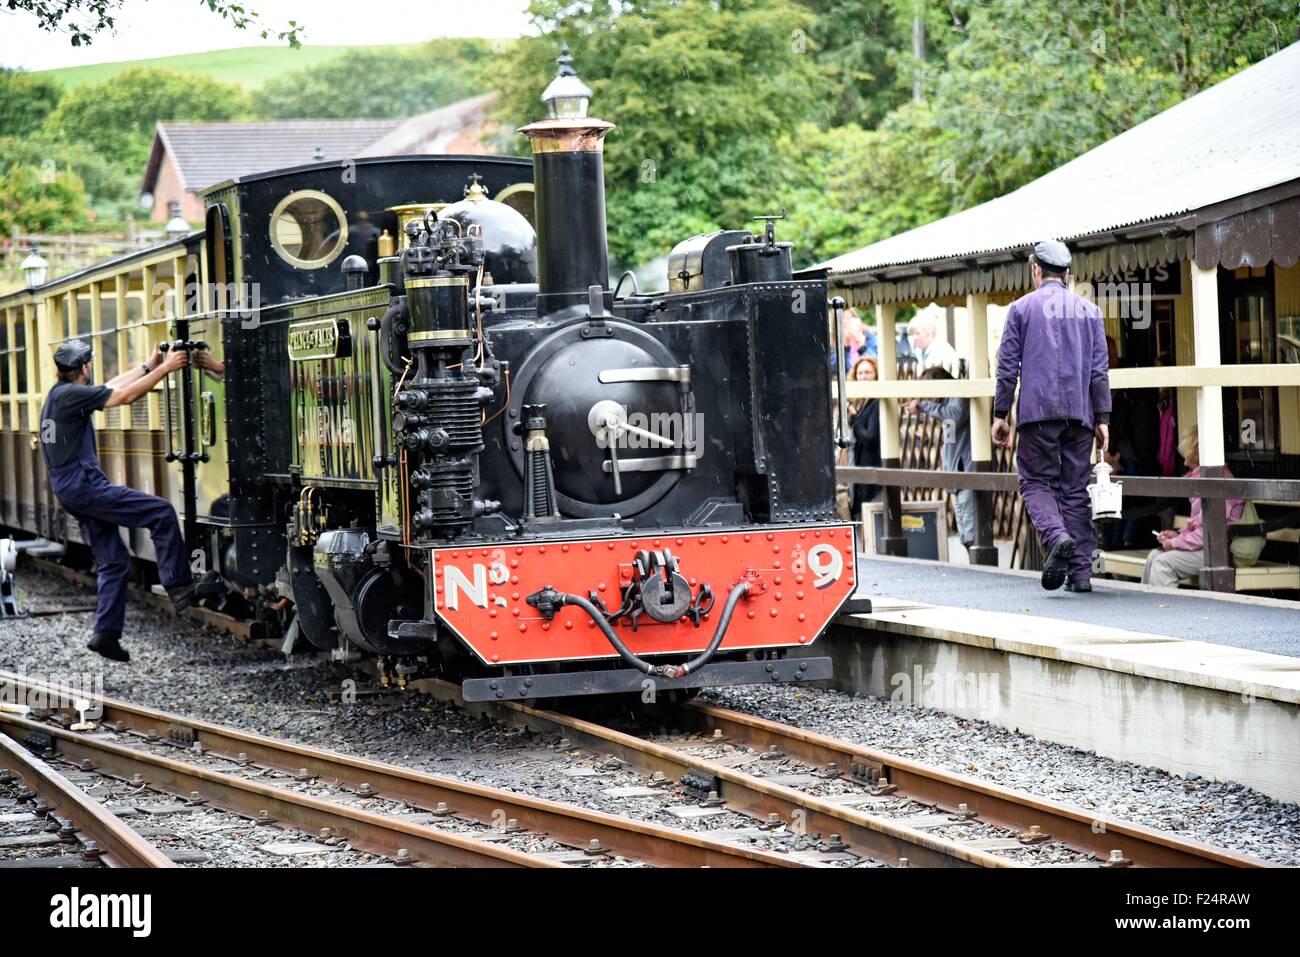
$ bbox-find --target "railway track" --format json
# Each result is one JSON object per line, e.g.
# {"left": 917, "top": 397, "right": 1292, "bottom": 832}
{"left": 15, "top": 558, "right": 1271, "bottom": 868}
{"left": 672, "top": 700, "right": 1269, "bottom": 868}
{"left": 0, "top": 671, "right": 810, "bottom": 868}
{"left": 407, "top": 676, "right": 1271, "bottom": 869}
{"left": 0, "top": 730, "right": 175, "bottom": 869}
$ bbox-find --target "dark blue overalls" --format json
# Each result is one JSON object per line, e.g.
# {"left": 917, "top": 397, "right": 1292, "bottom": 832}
{"left": 41, "top": 383, "right": 191, "bottom": 635}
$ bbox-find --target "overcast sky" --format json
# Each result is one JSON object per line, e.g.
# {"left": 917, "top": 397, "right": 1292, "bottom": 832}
{"left": 0, "top": 0, "right": 532, "bottom": 71}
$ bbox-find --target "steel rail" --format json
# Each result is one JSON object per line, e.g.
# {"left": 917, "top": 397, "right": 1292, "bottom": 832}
{"left": 671, "top": 701, "right": 1271, "bottom": 869}
{"left": 0, "top": 712, "right": 551, "bottom": 868}
{"left": 0, "top": 671, "right": 802, "bottom": 869}
{"left": 0, "top": 731, "right": 176, "bottom": 869}
{"left": 409, "top": 676, "right": 1014, "bottom": 868}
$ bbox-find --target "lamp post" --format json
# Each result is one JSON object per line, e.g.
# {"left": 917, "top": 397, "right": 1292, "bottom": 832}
{"left": 20, "top": 246, "right": 48, "bottom": 289}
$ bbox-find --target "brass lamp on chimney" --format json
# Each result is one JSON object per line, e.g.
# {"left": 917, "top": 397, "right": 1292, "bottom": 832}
{"left": 517, "top": 45, "right": 615, "bottom": 319}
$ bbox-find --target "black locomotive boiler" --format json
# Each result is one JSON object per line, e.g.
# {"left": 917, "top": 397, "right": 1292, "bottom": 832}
{"left": 5, "top": 52, "right": 857, "bottom": 701}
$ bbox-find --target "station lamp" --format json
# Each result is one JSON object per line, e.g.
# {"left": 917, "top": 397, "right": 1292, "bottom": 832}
{"left": 165, "top": 201, "right": 190, "bottom": 241}
{"left": 20, "top": 246, "right": 48, "bottom": 289}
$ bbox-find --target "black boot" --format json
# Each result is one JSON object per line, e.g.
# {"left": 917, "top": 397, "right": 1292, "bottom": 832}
{"left": 88, "top": 629, "right": 130, "bottom": 663}
{"left": 1040, "top": 537, "right": 1076, "bottom": 591}
{"left": 167, "top": 572, "right": 223, "bottom": 611}
{"left": 1065, "top": 579, "right": 1093, "bottom": 593}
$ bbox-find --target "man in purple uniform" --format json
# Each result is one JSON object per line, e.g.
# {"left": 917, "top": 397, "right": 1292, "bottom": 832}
{"left": 992, "top": 240, "right": 1110, "bottom": 592}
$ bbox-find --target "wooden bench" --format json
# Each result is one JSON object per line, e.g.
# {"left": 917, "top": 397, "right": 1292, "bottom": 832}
{"left": 1098, "top": 548, "right": 1300, "bottom": 591}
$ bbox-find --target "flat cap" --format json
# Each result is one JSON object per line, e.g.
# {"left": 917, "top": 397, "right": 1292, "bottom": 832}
{"left": 54, "top": 339, "right": 93, "bottom": 371}
{"left": 1032, "top": 239, "right": 1072, "bottom": 269}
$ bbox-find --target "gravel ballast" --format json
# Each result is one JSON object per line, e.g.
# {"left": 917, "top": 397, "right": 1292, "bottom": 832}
{"left": 4, "top": 568, "right": 1297, "bottom": 865}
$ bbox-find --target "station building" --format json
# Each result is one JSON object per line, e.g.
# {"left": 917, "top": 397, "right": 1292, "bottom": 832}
{"left": 823, "top": 41, "right": 1300, "bottom": 593}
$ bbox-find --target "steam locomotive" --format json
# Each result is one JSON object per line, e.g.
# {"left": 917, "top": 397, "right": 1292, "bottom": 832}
{"left": 5, "top": 51, "right": 857, "bottom": 701}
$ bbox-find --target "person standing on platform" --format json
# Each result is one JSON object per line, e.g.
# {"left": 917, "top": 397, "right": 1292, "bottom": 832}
{"left": 992, "top": 240, "right": 1111, "bottom": 592}
{"left": 39, "top": 340, "right": 216, "bottom": 662}
{"left": 846, "top": 355, "right": 882, "bottom": 520}
{"left": 838, "top": 307, "right": 877, "bottom": 370}
{"left": 907, "top": 366, "right": 974, "bottom": 552}
{"left": 908, "top": 313, "right": 961, "bottom": 377}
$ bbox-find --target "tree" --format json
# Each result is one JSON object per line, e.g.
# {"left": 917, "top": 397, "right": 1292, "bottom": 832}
{"left": 802, "top": 0, "right": 967, "bottom": 127}
{"left": 0, "top": 68, "right": 63, "bottom": 137}
{"left": 5, "top": 0, "right": 303, "bottom": 47}
{"left": 42, "top": 68, "right": 251, "bottom": 176}
{"left": 496, "top": 0, "right": 835, "bottom": 266}
{"left": 777, "top": 0, "right": 1299, "bottom": 266}
{"left": 0, "top": 135, "right": 137, "bottom": 224}
{"left": 0, "top": 162, "right": 88, "bottom": 236}
{"left": 253, "top": 39, "right": 493, "bottom": 119}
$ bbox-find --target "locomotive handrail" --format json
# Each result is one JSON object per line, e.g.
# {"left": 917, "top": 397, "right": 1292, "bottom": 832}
{"left": 159, "top": 342, "right": 177, "bottom": 463}
{"left": 829, "top": 295, "right": 853, "bottom": 451}
{"left": 164, "top": 284, "right": 398, "bottom": 327}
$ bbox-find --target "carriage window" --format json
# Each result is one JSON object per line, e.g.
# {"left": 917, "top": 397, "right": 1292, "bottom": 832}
{"left": 494, "top": 182, "right": 536, "bottom": 229}
{"left": 15, "top": 316, "right": 26, "bottom": 392}
{"left": 101, "top": 292, "right": 120, "bottom": 379}
{"left": 270, "top": 190, "right": 348, "bottom": 269}
{"left": 0, "top": 317, "right": 9, "bottom": 394}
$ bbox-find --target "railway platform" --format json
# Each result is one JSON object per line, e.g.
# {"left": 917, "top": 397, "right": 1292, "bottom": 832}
{"left": 823, "top": 555, "right": 1300, "bottom": 804}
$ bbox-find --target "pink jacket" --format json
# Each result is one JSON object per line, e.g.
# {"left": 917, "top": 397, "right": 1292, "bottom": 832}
{"left": 1171, "top": 466, "right": 1245, "bottom": 551}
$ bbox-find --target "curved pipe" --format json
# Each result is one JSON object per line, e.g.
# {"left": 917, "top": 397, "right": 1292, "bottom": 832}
{"left": 559, "top": 581, "right": 749, "bottom": 680}
{"left": 613, "top": 269, "right": 639, "bottom": 299}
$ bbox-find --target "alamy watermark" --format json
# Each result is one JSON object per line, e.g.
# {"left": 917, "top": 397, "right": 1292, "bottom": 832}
{"left": 0, "top": 662, "right": 104, "bottom": 720}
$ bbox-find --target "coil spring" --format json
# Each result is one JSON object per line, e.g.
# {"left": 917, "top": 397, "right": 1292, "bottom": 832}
{"left": 529, "top": 451, "right": 554, "bottom": 515}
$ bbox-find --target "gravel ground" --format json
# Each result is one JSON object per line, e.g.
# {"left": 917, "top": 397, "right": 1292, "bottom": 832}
{"left": 5, "top": 568, "right": 1298, "bottom": 866}
{"left": 2, "top": 571, "right": 853, "bottom": 864}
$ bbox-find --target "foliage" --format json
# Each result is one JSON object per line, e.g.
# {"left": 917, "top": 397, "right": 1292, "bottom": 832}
{"left": 41, "top": 68, "right": 251, "bottom": 175}
{"left": 5, "top": 0, "right": 303, "bottom": 47}
{"left": 496, "top": 0, "right": 835, "bottom": 266}
{"left": 802, "top": 0, "right": 967, "bottom": 127}
{"left": 0, "top": 135, "right": 138, "bottom": 225}
{"left": 252, "top": 39, "right": 495, "bottom": 119}
{"left": 778, "top": 0, "right": 1299, "bottom": 265}
{"left": 0, "top": 160, "right": 88, "bottom": 236}
{"left": 0, "top": 67, "right": 63, "bottom": 137}
{"left": 8, "top": 0, "right": 1298, "bottom": 257}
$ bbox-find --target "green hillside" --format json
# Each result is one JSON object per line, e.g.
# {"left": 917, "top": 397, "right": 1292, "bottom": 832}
{"left": 34, "top": 43, "right": 422, "bottom": 90}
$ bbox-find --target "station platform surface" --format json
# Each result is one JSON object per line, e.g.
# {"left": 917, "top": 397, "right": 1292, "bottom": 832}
{"left": 853, "top": 554, "right": 1300, "bottom": 658}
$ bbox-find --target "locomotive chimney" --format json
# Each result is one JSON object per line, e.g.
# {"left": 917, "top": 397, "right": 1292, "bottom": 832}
{"left": 518, "top": 45, "right": 613, "bottom": 318}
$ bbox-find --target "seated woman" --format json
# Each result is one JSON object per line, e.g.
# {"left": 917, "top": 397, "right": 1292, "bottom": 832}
{"left": 1142, "top": 432, "right": 1263, "bottom": 588}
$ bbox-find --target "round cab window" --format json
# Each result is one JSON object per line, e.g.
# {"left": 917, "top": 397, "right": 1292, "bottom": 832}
{"left": 270, "top": 190, "right": 348, "bottom": 269}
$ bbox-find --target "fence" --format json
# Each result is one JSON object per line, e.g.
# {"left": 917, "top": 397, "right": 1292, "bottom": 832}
{"left": 1, "top": 230, "right": 163, "bottom": 289}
